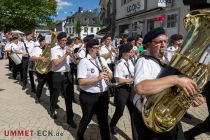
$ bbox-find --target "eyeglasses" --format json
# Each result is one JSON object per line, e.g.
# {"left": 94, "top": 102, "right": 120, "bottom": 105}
{"left": 151, "top": 39, "right": 167, "bottom": 45}
{"left": 92, "top": 46, "right": 100, "bottom": 49}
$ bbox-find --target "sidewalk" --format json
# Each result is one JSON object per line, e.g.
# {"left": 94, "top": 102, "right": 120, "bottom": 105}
{"left": 0, "top": 59, "right": 209, "bottom": 140}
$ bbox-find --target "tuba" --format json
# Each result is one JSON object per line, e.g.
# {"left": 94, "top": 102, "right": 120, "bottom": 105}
{"left": 36, "top": 32, "right": 57, "bottom": 74}
{"left": 142, "top": 9, "right": 210, "bottom": 133}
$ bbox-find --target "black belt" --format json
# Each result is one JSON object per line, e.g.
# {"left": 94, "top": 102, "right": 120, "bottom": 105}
{"left": 22, "top": 57, "right": 29, "bottom": 59}
{"left": 53, "top": 71, "right": 69, "bottom": 76}
{"left": 80, "top": 90, "right": 107, "bottom": 96}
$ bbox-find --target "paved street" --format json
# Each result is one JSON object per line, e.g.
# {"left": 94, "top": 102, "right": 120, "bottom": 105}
{"left": 0, "top": 59, "right": 209, "bottom": 140}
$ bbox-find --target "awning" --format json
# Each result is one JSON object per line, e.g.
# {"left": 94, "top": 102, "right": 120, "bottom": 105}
{"left": 96, "top": 25, "right": 111, "bottom": 35}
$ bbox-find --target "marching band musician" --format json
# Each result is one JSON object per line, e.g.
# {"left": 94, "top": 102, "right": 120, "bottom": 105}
{"left": 77, "top": 39, "right": 112, "bottom": 140}
{"left": 10, "top": 35, "right": 23, "bottom": 81}
{"left": 21, "top": 31, "right": 36, "bottom": 92}
{"left": 30, "top": 36, "right": 53, "bottom": 104}
{"left": 110, "top": 43, "right": 135, "bottom": 136}
{"left": 132, "top": 27, "right": 205, "bottom": 140}
{"left": 4, "top": 40, "right": 13, "bottom": 71}
{"left": 100, "top": 34, "right": 117, "bottom": 71}
{"left": 66, "top": 36, "right": 77, "bottom": 102}
{"left": 50, "top": 32, "right": 77, "bottom": 128}
{"left": 165, "top": 34, "right": 183, "bottom": 62}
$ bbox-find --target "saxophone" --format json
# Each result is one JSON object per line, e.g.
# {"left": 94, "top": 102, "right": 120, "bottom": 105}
{"left": 36, "top": 32, "right": 57, "bottom": 74}
{"left": 142, "top": 9, "right": 210, "bottom": 133}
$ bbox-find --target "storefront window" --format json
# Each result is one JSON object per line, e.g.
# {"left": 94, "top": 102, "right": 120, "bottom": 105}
{"left": 167, "top": 14, "right": 177, "bottom": 28}
{"left": 147, "top": 19, "right": 154, "bottom": 31}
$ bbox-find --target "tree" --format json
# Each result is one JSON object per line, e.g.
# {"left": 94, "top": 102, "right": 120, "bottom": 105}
{"left": 0, "top": 0, "right": 57, "bottom": 32}
{"left": 76, "top": 20, "right": 81, "bottom": 38}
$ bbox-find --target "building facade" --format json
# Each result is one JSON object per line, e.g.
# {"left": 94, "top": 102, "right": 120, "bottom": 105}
{"left": 65, "top": 7, "right": 101, "bottom": 39}
{"left": 114, "top": 0, "right": 190, "bottom": 37}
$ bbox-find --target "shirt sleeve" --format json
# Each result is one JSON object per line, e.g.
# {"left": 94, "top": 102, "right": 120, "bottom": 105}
{"left": 114, "top": 63, "right": 125, "bottom": 79}
{"left": 77, "top": 59, "right": 88, "bottom": 78}
{"left": 134, "top": 58, "right": 154, "bottom": 86}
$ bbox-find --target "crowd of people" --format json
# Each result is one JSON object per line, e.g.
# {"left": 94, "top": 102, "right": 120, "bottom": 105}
{"left": 1, "top": 27, "right": 210, "bottom": 140}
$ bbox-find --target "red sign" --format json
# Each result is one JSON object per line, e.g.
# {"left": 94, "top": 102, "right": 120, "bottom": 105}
{"left": 154, "top": 16, "right": 165, "bottom": 21}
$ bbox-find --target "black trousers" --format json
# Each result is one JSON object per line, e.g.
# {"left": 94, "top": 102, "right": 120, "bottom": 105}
{"left": 110, "top": 85, "right": 135, "bottom": 127}
{"left": 21, "top": 58, "right": 35, "bottom": 89}
{"left": 184, "top": 81, "right": 210, "bottom": 137}
{"left": 12, "top": 62, "right": 23, "bottom": 80}
{"left": 51, "top": 72, "right": 74, "bottom": 121}
{"left": 36, "top": 71, "right": 53, "bottom": 100}
{"left": 131, "top": 107, "right": 184, "bottom": 140}
{"left": 8, "top": 57, "right": 13, "bottom": 70}
{"left": 77, "top": 90, "right": 111, "bottom": 140}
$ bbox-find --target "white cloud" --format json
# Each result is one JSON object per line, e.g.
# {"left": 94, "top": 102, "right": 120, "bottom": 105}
{"left": 56, "top": 0, "right": 73, "bottom": 9}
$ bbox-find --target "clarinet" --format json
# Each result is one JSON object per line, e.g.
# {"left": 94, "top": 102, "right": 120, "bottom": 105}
{"left": 97, "top": 54, "right": 111, "bottom": 86}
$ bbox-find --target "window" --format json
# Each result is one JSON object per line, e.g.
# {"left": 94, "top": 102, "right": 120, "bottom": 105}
{"left": 84, "top": 27, "right": 88, "bottom": 32}
{"left": 167, "top": 14, "right": 177, "bottom": 28}
{"left": 91, "top": 27, "right": 94, "bottom": 33}
{"left": 147, "top": 19, "right": 154, "bottom": 31}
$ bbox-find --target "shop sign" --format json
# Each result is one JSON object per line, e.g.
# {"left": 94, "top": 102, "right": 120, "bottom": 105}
{"left": 126, "top": 1, "right": 144, "bottom": 14}
{"left": 158, "top": 0, "right": 172, "bottom": 7}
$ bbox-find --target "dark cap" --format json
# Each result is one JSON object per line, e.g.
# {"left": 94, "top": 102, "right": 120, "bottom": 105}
{"left": 119, "top": 43, "right": 133, "bottom": 53}
{"left": 57, "top": 32, "right": 67, "bottom": 40}
{"left": 83, "top": 36, "right": 92, "bottom": 43}
{"left": 170, "top": 34, "right": 183, "bottom": 41}
{"left": 39, "top": 36, "right": 45, "bottom": 42}
{"left": 127, "top": 36, "right": 135, "bottom": 42}
{"left": 37, "top": 34, "right": 43, "bottom": 39}
{"left": 86, "top": 39, "right": 99, "bottom": 48}
{"left": 142, "top": 27, "right": 166, "bottom": 44}
{"left": 66, "top": 37, "right": 73, "bottom": 45}
{"left": 25, "top": 31, "right": 32, "bottom": 36}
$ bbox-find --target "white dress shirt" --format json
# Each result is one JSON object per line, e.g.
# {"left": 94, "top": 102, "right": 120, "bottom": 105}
{"left": 100, "top": 45, "right": 116, "bottom": 64}
{"left": 51, "top": 45, "right": 71, "bottom": 72}
{"left": 165, "top": 45, "right": 179, "bottom": 62}
{"left": 77, "top": 54, "right": 112, "bottom": 93}
{"left": 114, "top": 58, "right": 134, "bottom": 79}
{"left": 133, "top": 57, "right": 162, "bottom": 112}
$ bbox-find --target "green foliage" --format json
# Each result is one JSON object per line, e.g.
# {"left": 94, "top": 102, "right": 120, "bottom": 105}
{"left": 0, "top": 0, "right": 57, "bottom": 32}
{"left": 76, "top": 20, "right": 81, "bottom": 37}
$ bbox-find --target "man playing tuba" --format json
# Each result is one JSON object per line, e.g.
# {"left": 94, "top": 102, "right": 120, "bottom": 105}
{"left": 132, "top": 27, "right": 205, "bottom": 140}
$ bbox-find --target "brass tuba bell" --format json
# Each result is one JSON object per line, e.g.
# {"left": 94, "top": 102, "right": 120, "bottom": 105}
{"left": 35, "top": 32, "right": 57, "bottom": 74}
{"left": 142, "top": 9, "right": 210, "bottom": 133}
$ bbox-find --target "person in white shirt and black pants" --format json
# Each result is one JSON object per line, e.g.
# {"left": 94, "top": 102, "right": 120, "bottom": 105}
{"left": 30, "top": 36, "right": 53, "bottom": 103}
{"left": 132, "top": 27, "right": 205, "bottom": 140}
{"left": 110, "top": 43, "right": 135, "bottom": 136}
{"left": 77, "top": 39, "right": 112, "bottom": 140}
{"left": 50, "top": 32, "right": 76, "bottom": 128}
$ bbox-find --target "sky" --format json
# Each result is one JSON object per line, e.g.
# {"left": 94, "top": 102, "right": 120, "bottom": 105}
{"left": 54, "top": 0, "right": 99, "bottom": 20}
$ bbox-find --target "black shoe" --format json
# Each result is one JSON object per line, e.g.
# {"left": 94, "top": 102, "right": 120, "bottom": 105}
{"left": 184, "top": 132, "right": 195, "bottom": 140}
{"left": 184, "top": 113, "right": 193, "bottom": 120}
{"left": 50, "top": 111, "right": 57, "bottom": 119}
{"left": 72, "top": 99, "right": 77, "bottom": 103}
{"left": 110, "top": 125, "right": 117, "bottom": 135}
{"left": 22, "top": 86, "right": 26, "bottom": 90}
{"left": 55, "top": 104, "right": 60, "bottom": 109}
{"left": 31, "top": 87, "right": 36, "bottom": 93}
{"left": 67, "top": 120, "right": 77, "bottom": 128}
{"left": 35, "top": 98, "right": 40, "bottom": 103}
